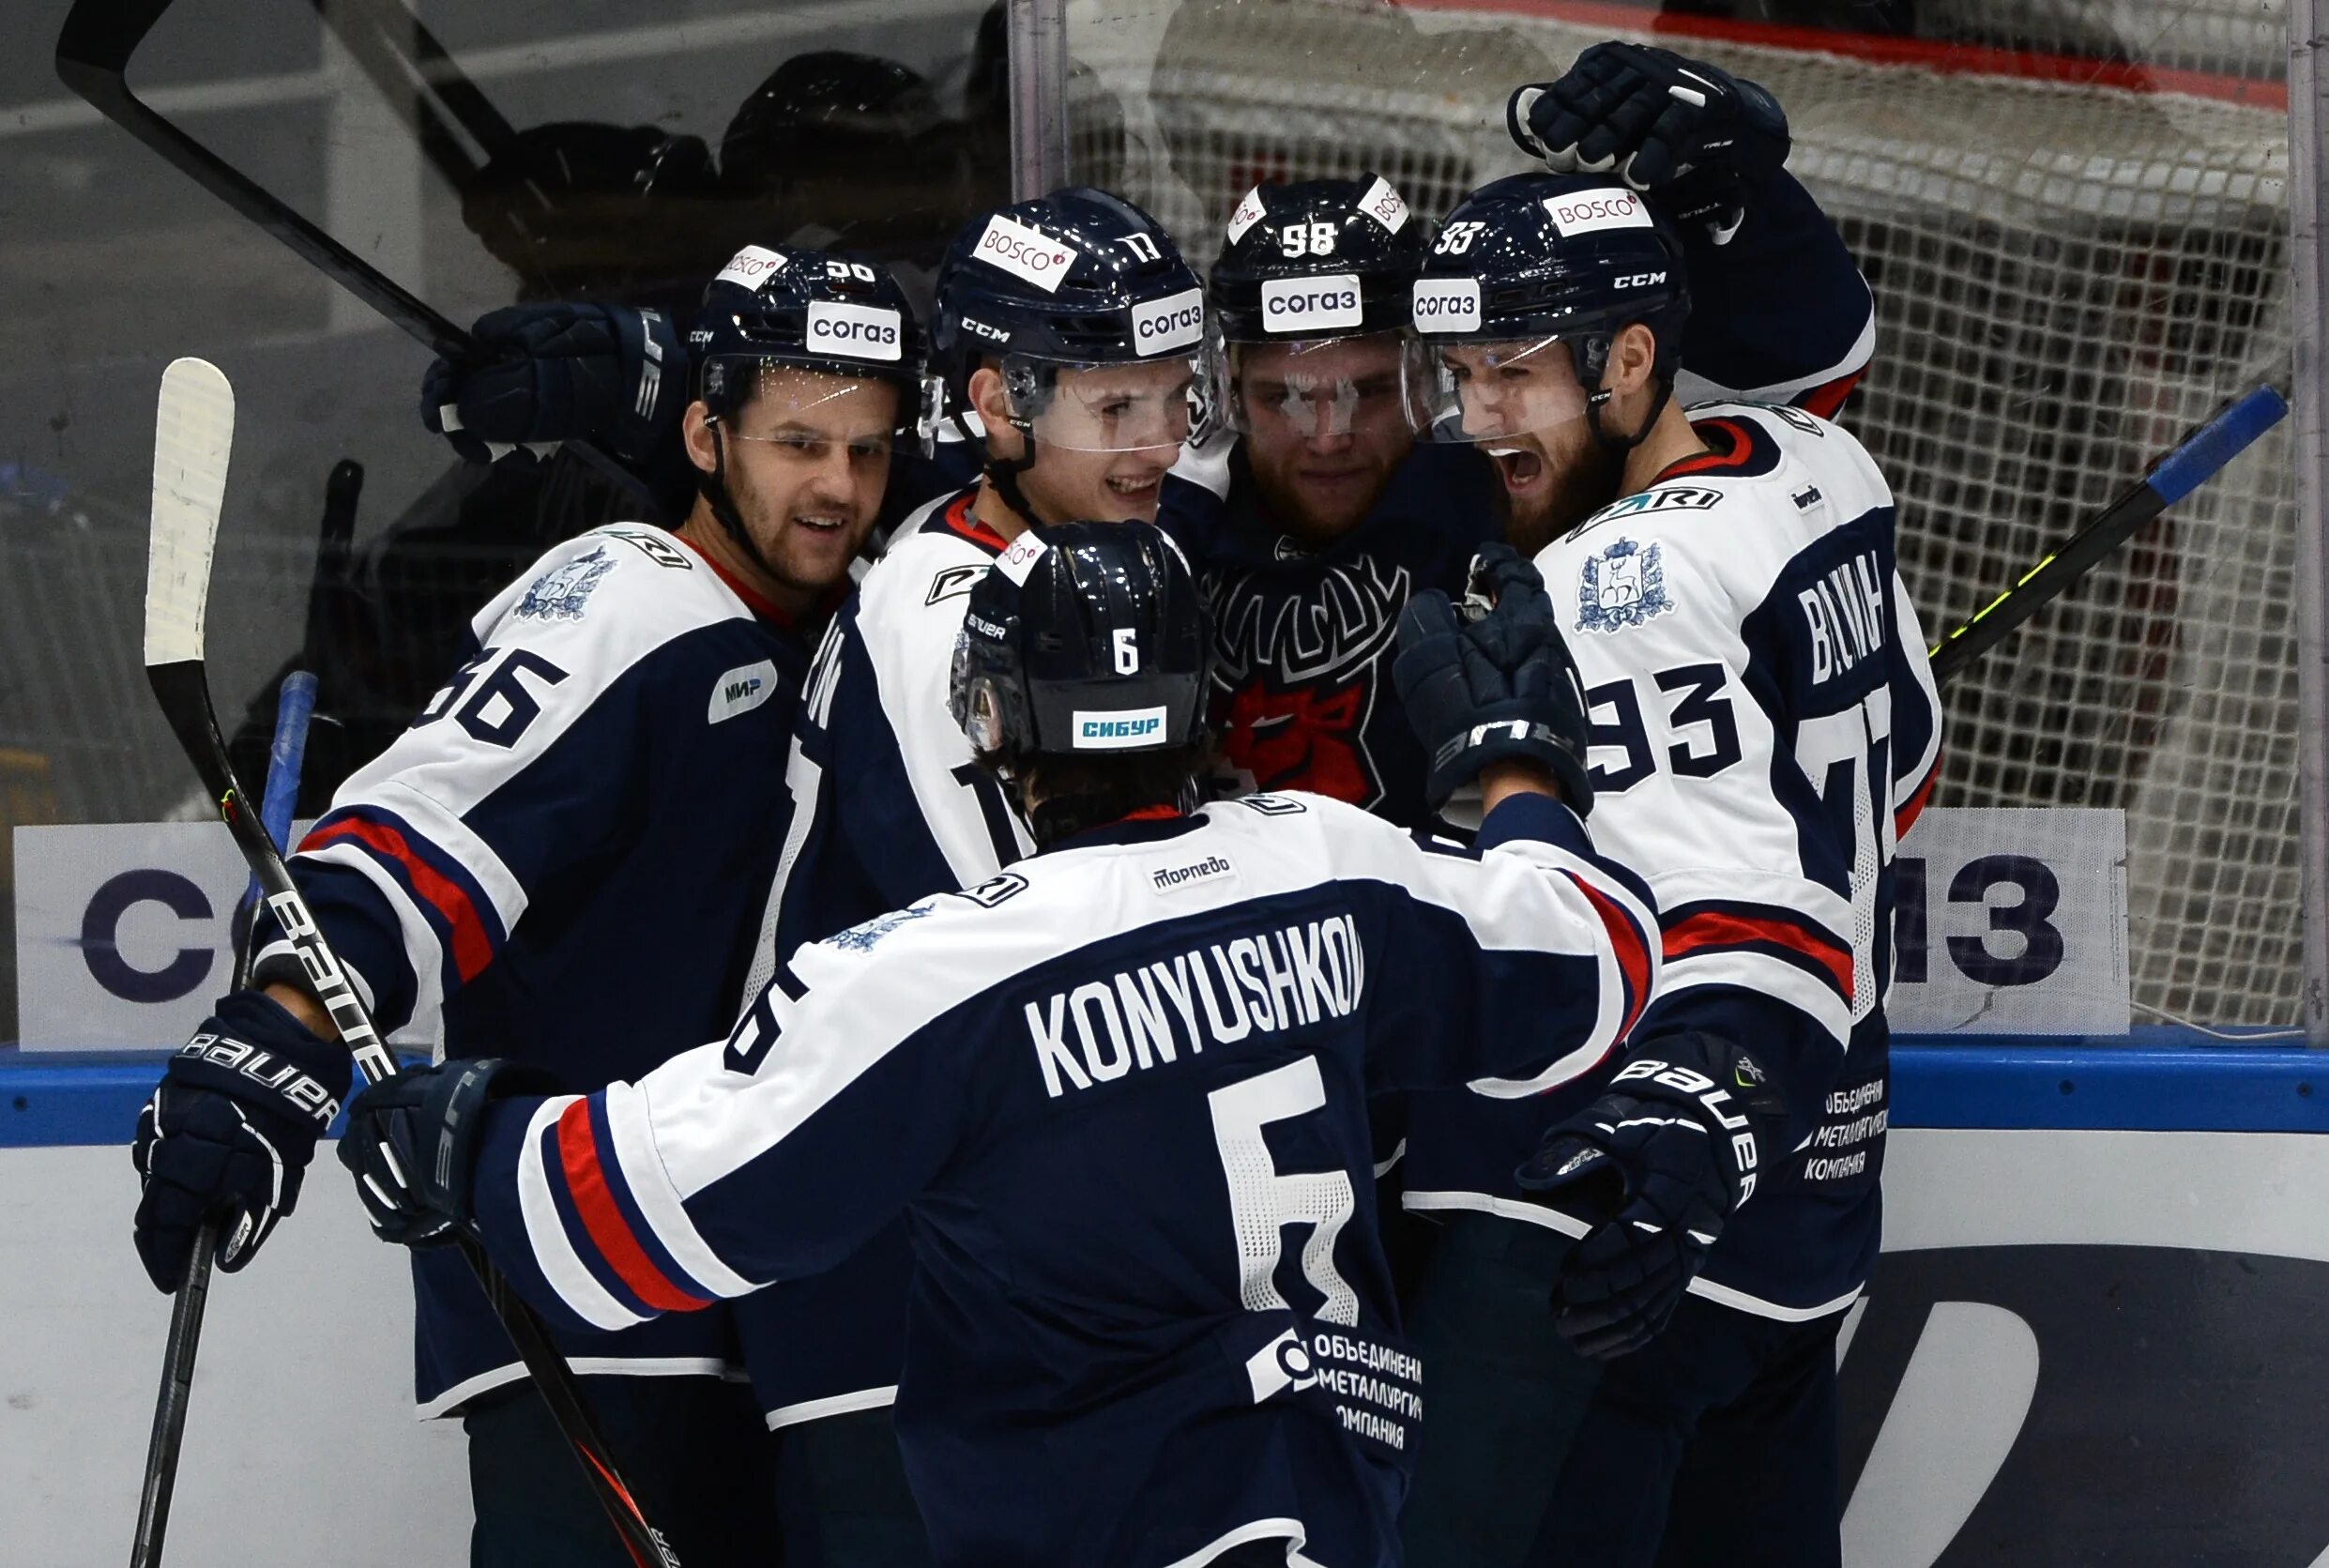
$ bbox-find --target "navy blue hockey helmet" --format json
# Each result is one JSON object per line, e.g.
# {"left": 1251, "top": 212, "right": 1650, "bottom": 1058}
{"left": 1207, "top": 175, "right": 1437, "bottom": 440}
{"left": 691, "top": 243, "right": 928, "bottom": 412}
{"left": 950, "top": 521, "right": 1211, "bottom": 765}
{"left": 1210, "top": 175, "right": 1427, "bottom": 344}
{"left": 931, "top": 190, "right": 1210, "bottom": 521}
{"left": 1411, "top": 174, "right": 1690, "bottom": 449}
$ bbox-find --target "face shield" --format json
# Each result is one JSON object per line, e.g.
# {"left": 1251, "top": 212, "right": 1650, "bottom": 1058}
{"left": 999, "top": 353, "right": 1206, "bottom": 454}
{"left": 1418, "top": 333, "right": 1594, "bottom": 454}
{"left": 1211, "top": 331, "right": 1434, "bottom": 443}
{"left": 707, "top": 359, "right": 918, "bottom": 470}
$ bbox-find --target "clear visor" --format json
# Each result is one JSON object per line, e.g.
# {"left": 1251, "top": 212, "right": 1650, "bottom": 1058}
{"left": 1211, "top": 332, "right": 1435, "bottom": 441}
{"left": 1002, "top": 353, "right": 1206, "bottom": 454}
{"left": 1421, "top": 335, "right": 1592, "bottom": 449}
{"left": 708, "top": 358, "right": 925, "bottom": 463}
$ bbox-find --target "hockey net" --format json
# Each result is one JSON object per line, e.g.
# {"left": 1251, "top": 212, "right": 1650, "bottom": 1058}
{"left": 1066, "top": 0, "right": 2299, "bottom": 1027}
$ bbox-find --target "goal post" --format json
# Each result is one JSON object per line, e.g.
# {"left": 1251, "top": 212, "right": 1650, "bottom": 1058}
{"left": 1058, "top": 0, "right": 2317, "bottom": 1028}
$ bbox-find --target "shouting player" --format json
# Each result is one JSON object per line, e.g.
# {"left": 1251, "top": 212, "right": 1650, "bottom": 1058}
{"left": 337, "top": 521, "right": 1660, "bottom": 1568}
{"left": 1401, "top": 90, "right": 1942, "bottom": 1568}
{"left": 129, "top": 246, "right": 924, "bottom": 1566}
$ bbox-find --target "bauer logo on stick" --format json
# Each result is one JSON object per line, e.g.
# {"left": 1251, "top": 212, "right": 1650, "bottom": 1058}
{"left": 806, "top": 300, "right": 904, "bottom": 362}
{"left": 973, "top": 214, "right": 1079, "bottom": 293}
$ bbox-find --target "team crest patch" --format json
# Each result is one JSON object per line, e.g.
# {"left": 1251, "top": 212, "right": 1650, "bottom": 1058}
{"left": 830, "top": 899, "right": 936, "bottom": 952}
{"left": 1576, "top": 537, "right": 1671, "bottom": 632}
{"left": 516, "top": 547, "right": 616, "bottom": 622}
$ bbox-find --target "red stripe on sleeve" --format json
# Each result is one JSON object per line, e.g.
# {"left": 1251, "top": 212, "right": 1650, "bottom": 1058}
{"left": 554, "top": 1099, "right": 710, "bottom": 1316}
{"left": 1664, "top": 909, "right": 1854, "bottom": 1004}
{"left": 301, "top": 815, "right": 496, "bottom": 982}
{"left": 1567, "top": 874, "right": 1652, "bottom": 1041}
{"left": 1895, "top": 756, "right": 1941, "bottom": 838}
{"left": 1796, "top": 370, "right": 1865, "bottom": 420}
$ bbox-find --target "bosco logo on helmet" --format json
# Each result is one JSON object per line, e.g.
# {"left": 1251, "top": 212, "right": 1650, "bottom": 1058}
{"left": 1543, "top": 190, "right": 1652, "bottom": 236}
{"left": 973, "top": 214, "right": 1079, "bottom": 293}
{"left": 715, "top": 244, "right": 786, "bottom": 288}
{"left": 805, "top": 301, "right": 904, "bottom": 362}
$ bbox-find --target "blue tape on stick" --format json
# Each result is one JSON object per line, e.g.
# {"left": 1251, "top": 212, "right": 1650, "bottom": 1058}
{"left": 2144, "top": 384, "right": 2289, "bottom": 507}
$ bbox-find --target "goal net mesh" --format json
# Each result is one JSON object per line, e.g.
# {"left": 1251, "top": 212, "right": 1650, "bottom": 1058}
{"left": 1066, "top": 0, "right": 2298, "bottom": 1026}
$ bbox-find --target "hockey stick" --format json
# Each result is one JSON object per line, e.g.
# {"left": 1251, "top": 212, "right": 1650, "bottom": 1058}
{"left": 142, "top": 359, "right": 678, "bottom": 1567}
{"left": 53, "top": 0, "right": 471, "bottom": 358}
{"left": 133, "top": 670, "right": 315, "bottom": 1568}
{"left": 1928, "top": 383, "right": 2291, "bottom": 686}
{"left": 303, "top": 0, "right": 521, "bottom": 190}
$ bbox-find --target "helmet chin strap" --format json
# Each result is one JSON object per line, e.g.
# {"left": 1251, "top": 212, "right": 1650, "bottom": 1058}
{"left": 700, "top": 421, "right": 785, "bottom": 582}
{"left": 1579, "top": 335, "right": 1676, "bottom": 454}
{"left": 985, "top": 422, "right": 1046, "bottom": 529}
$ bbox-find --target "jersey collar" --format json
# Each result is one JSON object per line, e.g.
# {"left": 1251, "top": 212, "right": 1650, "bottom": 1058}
{"left": 1051, "top": 805, "right": 1207, "bottom": 852}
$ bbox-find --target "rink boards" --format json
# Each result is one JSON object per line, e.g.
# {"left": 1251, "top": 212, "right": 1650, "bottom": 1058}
{"left": 3, "top": 1040, "right": 2324, "bottom": 1566}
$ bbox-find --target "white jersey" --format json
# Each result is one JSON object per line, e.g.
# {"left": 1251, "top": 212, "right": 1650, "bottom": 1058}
{"left": 1404, "top": 402, "right": 1942, "bottom": 1316}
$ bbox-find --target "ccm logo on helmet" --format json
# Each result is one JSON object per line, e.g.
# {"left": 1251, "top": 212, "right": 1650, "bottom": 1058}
{"left": 974, "top": 214, "right": 1079, "bottom": 294}
{"left": 1073, "top": 705, "right": 1169, "bottom": 750}
{"left": 1615, "top": 271, "right": 1668, "bottom": 289}
{"left": 1543, "top": 189, "right": 1654, "bottom": 237}
{"left": 1131, "top": 288, "right": 1206, "bottom": 354}
{"left": 1410, "top": 277, "right": 1482, "bottom": 334}
{"left": 805, "top": 301, "right": 903, "bottom": 362}
{"left": 1261, "top": 274, "right": 1363, "bottom": 334}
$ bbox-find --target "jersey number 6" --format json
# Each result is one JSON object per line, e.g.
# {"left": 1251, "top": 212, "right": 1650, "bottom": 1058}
{"left": 1209, "top": 1055, "right": 1362, "bottom": 1328}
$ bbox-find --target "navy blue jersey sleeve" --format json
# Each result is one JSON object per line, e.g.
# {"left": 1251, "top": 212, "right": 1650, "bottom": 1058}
{"left": 1670, "top": 167, "right": 1875, "bottom": 418}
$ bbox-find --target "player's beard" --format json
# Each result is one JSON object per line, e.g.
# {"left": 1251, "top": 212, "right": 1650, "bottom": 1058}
{"left": 1496, "top": 424, "right": 1627, "bottom": 559}
{"left": 727, "top": 452, "right": 867, "bottom": 595}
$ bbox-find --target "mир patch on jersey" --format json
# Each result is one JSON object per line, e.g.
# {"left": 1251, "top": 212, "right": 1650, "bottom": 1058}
{"left": 1575, "top": 537, "right": 1673, "bottom": 633}
{"left": 708, "top": 660, "right": 780, "bottom": 723}
{"left": 515, "top": 546, "right": 616, "bottom": 621}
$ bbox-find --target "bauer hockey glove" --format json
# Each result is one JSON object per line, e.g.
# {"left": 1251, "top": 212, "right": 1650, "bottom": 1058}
{"left": 339, "top": 1058, "right": 554, "bottom": 1247}
{"left": 422, "top": 301, "right": 687, "bottom": 466}
{"left": 1507, "top": 42, "right": 1790, "bottom": 241}
{"left": 1393, "top": 543, "right": 1594, "bottom": 814}
{"left": 1515, "top": 1031, "right": 1790, "bottom": 1359}
{"left": 131, "top": 991, "right": 352, "bottom": 1293}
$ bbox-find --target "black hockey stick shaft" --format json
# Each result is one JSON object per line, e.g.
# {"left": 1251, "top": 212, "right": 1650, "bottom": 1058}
{"left": 144, "top": 662, "right": 677, "bottom": 1567}
{"left": 1929, "top": 383, "right": 2289, "bottom": 687}
{"left": 54, "top": 0, "right": 471, "bottom": 358}
{"left": 128, "top": 1210, "right": 217, "bottom": 1568}
{"left": 134, "top": 670, "right": 317, "bottom": 1568}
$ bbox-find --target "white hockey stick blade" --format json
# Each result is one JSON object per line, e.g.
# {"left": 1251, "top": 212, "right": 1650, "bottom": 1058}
{"left": 145, "top": 358, "right": 235, "bottom": 668}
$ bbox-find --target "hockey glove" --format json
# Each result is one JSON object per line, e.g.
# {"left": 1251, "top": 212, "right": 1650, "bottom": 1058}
{"left": 1393, "top": 543, "right": 1594, "bottom": 814}
{"left": 421, "top": 302, "right": 687, "bottom": 466}
{"left": 131, "top": 991, "right": 352, "bottom": 1293}
{"left": 1516, "top": 1031, "right": 1789, "bottom": 1359}
{"left": 1507, "top": 42, "right": 1790, "bottom": 241}
{"left": 339, "top": 1058, "right": 554, "bottom": 1247}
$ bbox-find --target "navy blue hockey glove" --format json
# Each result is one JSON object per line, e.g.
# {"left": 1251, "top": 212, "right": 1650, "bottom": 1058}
{"left": 1508, "top": 43, "right": 1790, "bottom": 241}
{"left": 339, "top": 1058, "right": 554, "bottom": 1246}
{"left": 131, "top": 991, "right": 352, "bottom": 1293}
{"left": 1393, "top": 544, "right": 1594, "bottom": 814}
{"left": 421, "top": 302, "right": 686, "bottom": 466}
{"left": 1516, "top": 1032, "right": 1790, "bottom": 1359}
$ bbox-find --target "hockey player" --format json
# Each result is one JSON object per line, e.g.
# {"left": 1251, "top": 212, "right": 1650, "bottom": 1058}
{"left": 1399, "top": 140, "right": 1941, "bottom": 1568}
{"left": 1197, "top": 71, "right": 1872, "bottom": 829}
{"left": 129, "top": 247, "right": 926, "bottom": 1566}
{"left": 336, "top": 521, "right": 1662, "bottom": 1568}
